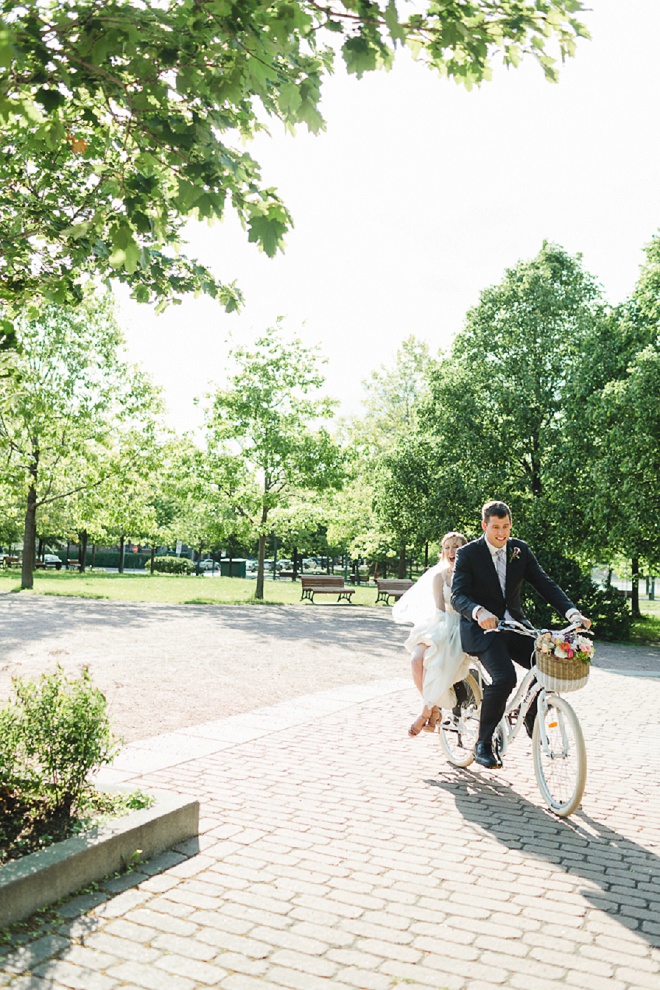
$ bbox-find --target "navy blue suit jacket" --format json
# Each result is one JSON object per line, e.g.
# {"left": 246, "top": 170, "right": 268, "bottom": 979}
{"left": 451, "top": 536, "right": 575, "bottom": 656}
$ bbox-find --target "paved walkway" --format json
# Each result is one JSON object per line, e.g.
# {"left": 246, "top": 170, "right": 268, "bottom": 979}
{"left": 2, "top": 659, "right": 660, "bottom": 988}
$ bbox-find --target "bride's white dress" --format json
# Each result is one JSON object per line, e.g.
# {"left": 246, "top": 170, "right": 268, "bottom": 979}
{"left": 399, "top": 579, "right": 471, "bottom": 709}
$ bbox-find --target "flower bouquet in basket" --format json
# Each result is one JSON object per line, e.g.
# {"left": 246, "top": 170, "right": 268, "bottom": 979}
{"left": 534, "top": 629, "right": 594, "bottom": 693}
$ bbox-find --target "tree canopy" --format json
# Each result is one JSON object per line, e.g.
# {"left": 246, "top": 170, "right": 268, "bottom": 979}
{"left": 0, "top": 0, "right": 588, "bottom": 317}
{"left": 0, "top": 293, "right": 163, "bottom": 587}
{"left": 203, "top": 322, "right": 345, "bottom": 597}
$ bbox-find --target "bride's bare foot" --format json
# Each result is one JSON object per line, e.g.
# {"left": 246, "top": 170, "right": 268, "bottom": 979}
{"left": 408, "top": 711, "right": 430, "bottom": 737}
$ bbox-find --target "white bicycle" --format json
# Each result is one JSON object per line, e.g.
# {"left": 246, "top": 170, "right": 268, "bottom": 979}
{"left": 439, "top": 620, "right": 590, "bottom": 817}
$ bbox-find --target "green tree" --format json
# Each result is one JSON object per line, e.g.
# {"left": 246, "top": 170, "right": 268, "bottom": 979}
{"left": 420, "top": 242, "right": 605, "bottom": 549}
{"left": 0, "top": 294, "right": 164, "bottom": 588}
{"left": 0, "top": 1, "right": 588, "bottom": 317}
{"left": 359, "top": 336, "right": 436, "bottom": 452}
{"left": 589, "top": 345, "right": 660, "bottom": 616}
{"left": 168, "top": 441, "right": 253, "bottom": 572}
{"left": 577, "top": 233, "right": 660, "bottom": 615}
{"left": 203, "top": 323, "right": 345, "bottom": 598}
{"left": 338, "top": 335, "right": 439, "bottom": 575}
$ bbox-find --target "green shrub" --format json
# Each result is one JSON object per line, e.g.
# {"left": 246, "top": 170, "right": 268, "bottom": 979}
{"left": 579, "top": 586, "right": 632, "bottom": 642}
{"left": 522, "top": 549, "right": 632, "bottom": 642}
{"left": 0, "top": 705, "right": 20, "bottom": 785}
{"left": 148, "top": 555, "right": 194, "bottom": 574}
{"left": 8, "top": 666, "right": 119, "bottom": 816}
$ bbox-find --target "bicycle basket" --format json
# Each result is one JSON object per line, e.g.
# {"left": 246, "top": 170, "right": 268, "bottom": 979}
{"left": 534, "top": 649, "right": 590, "bottom": 693}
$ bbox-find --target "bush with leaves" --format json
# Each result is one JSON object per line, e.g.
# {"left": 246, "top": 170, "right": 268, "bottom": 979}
{"left": 522, "top": 550, "right": 631, "bottom": 642}
{"left": 3, "top": 666, "right": 119, "bottom": 818}
{"left": 148, "top": 555, "right": 194, "bottom": 574}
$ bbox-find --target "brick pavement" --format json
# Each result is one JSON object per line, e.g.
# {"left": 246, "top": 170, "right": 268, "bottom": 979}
{"left": 2, "top": 656, "right": 660, "bottom": 988}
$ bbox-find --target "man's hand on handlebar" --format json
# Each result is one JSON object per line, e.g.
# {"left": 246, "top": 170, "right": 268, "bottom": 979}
{"left": 568, "top": 609, "right": 592, "bottom": 631}
{"left": 477, "top": 608, "right": 499, "bottom": 630}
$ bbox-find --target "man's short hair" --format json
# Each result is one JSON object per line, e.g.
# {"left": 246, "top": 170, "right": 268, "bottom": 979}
{"left": 482, "top": 500, "right": 512, "bottom": 523}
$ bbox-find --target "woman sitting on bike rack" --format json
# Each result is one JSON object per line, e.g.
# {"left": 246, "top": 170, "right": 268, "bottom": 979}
{"left": 451, "top": 500, "right": 591, "bottom": 770}
{"left": 392, "top": 531, "right": 473, "bottom": 738}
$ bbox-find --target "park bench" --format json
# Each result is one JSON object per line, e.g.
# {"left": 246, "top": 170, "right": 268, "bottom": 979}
{"left": 375, "top": 578, "right": 413, "bottom": 605}
{"left": 3, "top": 555, "right": 20, "bottom": 568}
{"left": 300, "top": 575, "right": 355, "bottom": 604}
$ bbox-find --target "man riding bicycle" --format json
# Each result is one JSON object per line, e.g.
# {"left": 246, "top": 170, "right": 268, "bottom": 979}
{"left": 451, "top": 500, "right": 591, "bottom": 769}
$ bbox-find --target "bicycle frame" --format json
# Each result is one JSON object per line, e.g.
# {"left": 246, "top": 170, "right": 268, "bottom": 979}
{"left": 471, "top": 619, "right": 588, "bottom": 758}
{"left": 440, "top": 619, "right": 590, "bottom": 816}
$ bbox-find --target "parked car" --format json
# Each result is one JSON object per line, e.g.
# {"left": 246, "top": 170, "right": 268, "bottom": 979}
{"left": 42, "top": 554, "right": 63, "bottom": 570}
{"left": 196, "top": 559, "right": 217, "bottom": 571}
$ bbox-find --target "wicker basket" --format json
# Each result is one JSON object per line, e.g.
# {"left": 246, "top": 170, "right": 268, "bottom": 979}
{"left": 534, "top": 649, "right": 590, "bottom": 693}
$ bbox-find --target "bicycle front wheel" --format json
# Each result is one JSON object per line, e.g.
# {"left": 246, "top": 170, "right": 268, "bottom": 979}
{"left": 532, "top": 694, "right": 586, "bottom": 817}
{"left": 439, "top": 672, "right": 482, "bottom": 768}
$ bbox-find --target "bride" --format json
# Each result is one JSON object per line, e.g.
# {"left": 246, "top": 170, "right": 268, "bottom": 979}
{"left": 393, "top": 531, "right": 471, "bottom": 737}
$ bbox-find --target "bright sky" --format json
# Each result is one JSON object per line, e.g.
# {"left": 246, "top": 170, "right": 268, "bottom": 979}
{"left": 119, "top": 0, "right": 660, "bottom": 435}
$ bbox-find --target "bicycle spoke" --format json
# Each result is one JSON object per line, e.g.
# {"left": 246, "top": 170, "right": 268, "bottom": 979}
{"left": 532, "top": 695, "right": 586, "bottom": 817}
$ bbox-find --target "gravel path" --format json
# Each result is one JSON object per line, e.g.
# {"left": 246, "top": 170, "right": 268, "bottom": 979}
{"left": 1, "top": 593, "right": 658, "bottom": 743}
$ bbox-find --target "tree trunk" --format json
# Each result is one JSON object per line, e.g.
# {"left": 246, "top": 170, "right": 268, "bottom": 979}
{"left": 79, "top": 529, "right": 88, "bottom": 573}
{"left": 631, "top": 556, "right": 641, "bottom": 619}
{"left": 272, "top": 532, "right": 277, "bottom": 580}
{"left": 38, "top": 536, "right": 44, "bottom": 559}
{"left": 256, "top": 533, "right": 267, "bottom": 599}
{"left": 292, "top": 546, "right": 298, "bottom": 580}
{"left": 118, "top": 534, "right": 125, "bottom": 574}
{"left": 424, "top": 542, "right": 429, "bottom": 569}
{"left": 228, "top": 552, "right": 233, "bottom": 578}
{"left": 91, "top": 544, "right": 96, "bottom": 568}
{"left": 21, "top": 483, "right": 38, "bottom": 590}
{"left": 255, "top": 504, "right": 269, "bottom": 599}
{"left": 149, "top": 545, "right": 155, "bottom": 573}
{"left": 397, "top": 545, "right": 406, "bottom": 579}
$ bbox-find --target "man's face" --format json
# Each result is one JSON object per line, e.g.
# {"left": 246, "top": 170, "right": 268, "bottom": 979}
{"left": 482, "top": 514, "right": 512, "bottom": 548}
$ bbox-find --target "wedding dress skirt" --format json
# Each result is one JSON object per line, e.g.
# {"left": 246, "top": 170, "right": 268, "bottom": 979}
{"left": 404, "top": 606, "right": 471, "bottom": 709}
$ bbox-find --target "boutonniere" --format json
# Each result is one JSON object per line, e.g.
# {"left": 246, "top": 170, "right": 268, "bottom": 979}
{"left": 508, "top": 546, "right": 521, "bottom": 562}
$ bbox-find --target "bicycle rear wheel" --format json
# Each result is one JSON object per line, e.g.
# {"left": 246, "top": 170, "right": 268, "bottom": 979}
{"left": 532, "top": 694, "right": 586, "bottom": 817}
{"left": 439, "top": 672, "right": 482, "bottom": 768}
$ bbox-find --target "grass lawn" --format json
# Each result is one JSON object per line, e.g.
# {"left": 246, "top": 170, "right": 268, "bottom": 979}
{"left": 630, "top": 597, "right": 660, "bottom": 646}
{"left": 2, "top": 570, "right": 660, "bottom": 643}
{"left": 0, "top": 569, "right": 383, "bottom": 608}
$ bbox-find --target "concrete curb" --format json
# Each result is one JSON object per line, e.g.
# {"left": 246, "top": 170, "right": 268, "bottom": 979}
{"left": 0, "top": 789, "right": 199, "bottom": 929}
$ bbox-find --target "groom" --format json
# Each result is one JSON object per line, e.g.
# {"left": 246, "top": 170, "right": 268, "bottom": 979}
{"left": 451, "top": 500, "right": 590, "bottom": 769}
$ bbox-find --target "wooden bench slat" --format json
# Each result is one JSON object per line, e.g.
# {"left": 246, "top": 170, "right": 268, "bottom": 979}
{"left": 301, "top": 576, "right": 355, "bottom": 604}
{"left": 375, "top": 578, "right": 414, "bottom": 605}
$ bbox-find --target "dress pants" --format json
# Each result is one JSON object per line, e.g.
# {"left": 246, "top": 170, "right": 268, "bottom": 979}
{"left": 476, "top": 631, "right": 534, "bottom": 745}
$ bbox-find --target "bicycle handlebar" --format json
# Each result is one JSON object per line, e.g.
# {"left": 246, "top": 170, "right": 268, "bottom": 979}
{"left": 495, "top": 619, "right": 590, "bottom": 638}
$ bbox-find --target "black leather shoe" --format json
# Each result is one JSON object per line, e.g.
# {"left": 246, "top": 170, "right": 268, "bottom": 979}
{"left": 474, "top": 741, "right": 502, "bottom": 769}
